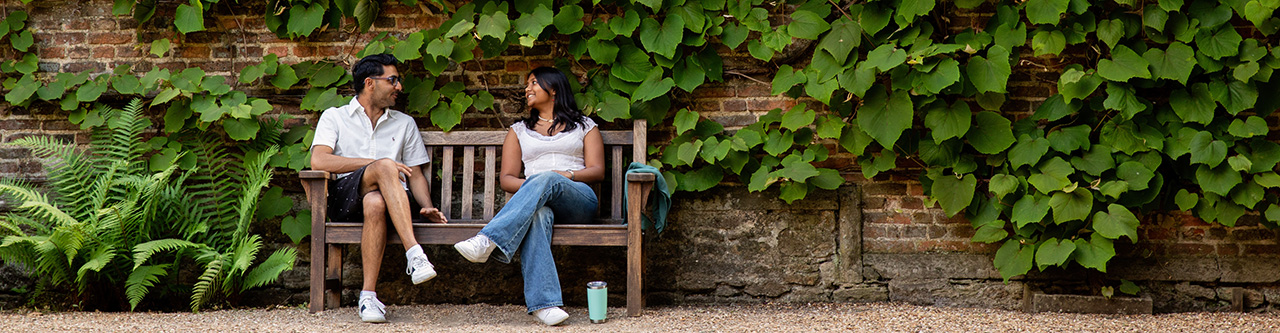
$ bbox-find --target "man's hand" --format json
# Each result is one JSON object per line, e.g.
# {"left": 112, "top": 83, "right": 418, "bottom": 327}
{"left": 420, "top": 207, "right": 448, "bottom": 223}
{"left": 393, "top": 161, "right": 412, "bottom": 181}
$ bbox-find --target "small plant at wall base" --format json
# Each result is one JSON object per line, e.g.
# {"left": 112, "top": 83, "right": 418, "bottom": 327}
{"left": 0, "top": 99, "right": 297, "bottom": 311}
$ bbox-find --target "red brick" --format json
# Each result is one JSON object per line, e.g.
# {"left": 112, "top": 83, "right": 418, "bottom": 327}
{"left": 1242, "top": 244, "right": 1280, "bottom": 255}
{"left": 1168, "top": 243, "right": 1216, "bottom": 256}
{"left": 903, "top": 225, "right": 928, "bottom": 238}
{"left": 949, "top": 225, "right": 975, "bottom": 238}
{"left": 1146, "top": 226, "right": 1175, "bottom": 241}
{"left": 692, "top": 101, "right": 720, "bottom": 112}
{"left": 917, "top": 240, "right": 969, "bottom": 252}
{"left": 0, "top": 148, "right": 30, "bottom": 159}
{"left": 528, "top": 59, "right": 554, "bottom": 69}
{"left": 971, "top": 241, "right": 1000, "bottom": 254}
{"left": 862, "top": 197, "right": 886, "bottom": 209}
{"left": 906, "top": 184, "right": 924, "bottom": 196}
{"left": 266, "top": 46, "right": 290, "bottom": 57}
{"left": 89, "top": 32, "right": 132, "bottom": 45}
{"left": 116, "top": 46, "right": 144, "bottom": 58}
{"left": 42, "top": 120, "right": 78, "bottom": 131}
{"left": 1217, "top": 244, "right": 1240, "bottom": 256}
{"left": 64, "top": 18, "right": 91, "bottom": 30}
{"left": 866, "top": 212, "right": 912, "bottom": 224}
{"left": 316, "top": 46, "right": 346, "bottom": 57}
{"left": 293, "top": 45, "right": 317, "bottom": 57}
{"left": 1230, "top": 228, "right": 1277, "bottom": 241}
{"left": 696, "top": 86, "right": 736, "bottom": 98}
{"left": 738, "top": 83, "right": 772, "bottom": 97}
{"left": 864, "top": 183, "right": 906, "bottom": 196}
{"left": 722, "top": 100, "right": 747, "bottom": 112}
{"left": 0, "top": 119, "right": 39, "bottom": 130}
{"left": 1181, "top": 227, "right": 1206, "bottom": 241}
{"left": 928, "top": 225, "right": 948, "bottom": 239}
{"left": 506, "top": 60, "right": 529, "bottom": 72}
{"left": 51, "top": 33, "right": 86, "bottom": 45}
{"left": 180, "top": 46, "right": 211, "bottom": 58}
{"left": 864, "top": 225, "right": 897, "bottom": 239}
{"left": 92, "top": 46, "right": 115, "bottom": 58}
{"left": 38, "top": 46, "right": 66, "bottom": 59}
{"left": 69, "top": 47, "right": 91, "bottom": 59}
{"left": 63, "top": 62, "right": 105, "bottom": 73}
{"left": 900, "top": 197, "right": 923, "bottom": 209}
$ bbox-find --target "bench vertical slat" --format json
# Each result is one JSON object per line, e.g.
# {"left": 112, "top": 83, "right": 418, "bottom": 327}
{"left": 461, "top": 146, "right": 475, "bottom": 220}
{"left": 425, "top": 146, "right": 434, "bottom": 204}
{"left": 612, "top": 146, "right": 624, "bottom": 222}
{"left": 441, "top": 146, "right": 454, "bottom": 219}
{"left": 483, "top": 147, "right": 496, "bottom": 220}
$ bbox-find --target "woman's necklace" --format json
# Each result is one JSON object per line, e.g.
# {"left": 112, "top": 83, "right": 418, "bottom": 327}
{"left": 538, "top": 115, "right": 553, "bottom": 123}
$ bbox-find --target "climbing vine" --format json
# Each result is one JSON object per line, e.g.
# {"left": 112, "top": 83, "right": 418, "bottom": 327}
{"left": 4, "top": 0, "right": 1280, "bottom": 292}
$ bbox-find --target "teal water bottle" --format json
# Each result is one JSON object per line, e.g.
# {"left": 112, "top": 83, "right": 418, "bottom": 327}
{"left": 587, "top": 281, "right": 608, "bottom": 323}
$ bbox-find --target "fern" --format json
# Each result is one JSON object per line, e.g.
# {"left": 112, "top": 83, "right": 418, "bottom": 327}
{"left": 125, "top": 264, "right": 170, "bottom": 311}
{"left": 75, "top": 243, "right": 116, "bottom": 292}
{"left": 132, "top": 239, "right": 202, "bottom": 269}
{"left": 190, "top": 255, "right": 224, "bottom": 312}
{"left": 240, "top": 247, "right": 297, "bottom": 292}
{"left": 227, "top": 235, "right": 262, "bottom": 280}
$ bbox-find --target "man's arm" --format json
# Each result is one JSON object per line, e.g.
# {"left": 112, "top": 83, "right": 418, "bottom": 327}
{"left": 407, "top": 164, "right": 447, "bottom": 223}
{"left": 310, "top": 145, "right": 378, "bottom": 174}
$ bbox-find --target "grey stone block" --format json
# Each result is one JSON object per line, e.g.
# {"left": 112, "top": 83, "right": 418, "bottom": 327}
{"left": 889, "top": 278, "right": 1023, "bottom": 310}
{"left": 1026, "top": 293, "right": 1153, "bottom": 314}
{"left": 1110, "top": 257, "right": 1221, "bottom": 282}
{"left": 863, "top": 253, "right": 1001, "bottom": 280}
{"left": 833, "top": 284, "right": 889, "bottom": 302}
{"left": 1219, "top": 257, "right": 1280, "bottom": 283}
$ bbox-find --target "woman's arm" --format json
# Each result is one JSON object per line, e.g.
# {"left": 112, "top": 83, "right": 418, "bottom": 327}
{"left": 498, "top": 129, "right": 525, "bottom": 193}
{"left": 551, "top": 127, "right": 605, "bottom": 183}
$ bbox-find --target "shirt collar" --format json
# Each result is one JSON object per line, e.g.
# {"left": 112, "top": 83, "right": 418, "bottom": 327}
{"left": 345, "top": 96, "right": 396, "bottom": 120}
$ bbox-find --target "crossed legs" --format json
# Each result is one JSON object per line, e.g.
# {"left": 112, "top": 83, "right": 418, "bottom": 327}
{"left": 358, "top": 158, "right": 422, "bottom": 290}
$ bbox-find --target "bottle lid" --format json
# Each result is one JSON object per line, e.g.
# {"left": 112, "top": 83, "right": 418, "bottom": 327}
{"left": 587, "top": 281, "right": 607, "bottom": 288}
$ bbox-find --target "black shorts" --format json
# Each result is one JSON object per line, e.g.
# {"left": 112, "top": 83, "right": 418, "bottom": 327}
{"left": 327, "top": 163, "right": 422, "bottom": 222}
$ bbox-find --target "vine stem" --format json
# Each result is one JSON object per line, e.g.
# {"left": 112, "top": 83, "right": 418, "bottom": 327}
{"left": 726, "top": 70, "right": 769, "bottom": 85}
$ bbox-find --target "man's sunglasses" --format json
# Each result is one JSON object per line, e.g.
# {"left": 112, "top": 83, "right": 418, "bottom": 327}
{"left": 369, "top": 76, "right": 401, "bottom": 85}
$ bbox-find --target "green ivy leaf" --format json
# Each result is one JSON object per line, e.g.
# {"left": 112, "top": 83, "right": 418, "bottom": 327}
{"left": 223, "top": 117, "right": 260, "bottom": 140}
{"left": 638, "top": 16, "right": 684, "bottom": 59}
{"left": 1099, "top": 180, "right": 1130, "bottom": 199}
{"left": 972, "top": 220, "right": 1009, "bottom": 243}
{"left": 1025, "top": 0, "right": 1070, "bottom": 25}
{"left": 1256, "top": 172, "right": 1280, "bottom": 188}
{"left": 1072, "top": 234, "right": 1115, "bottom": 272}
{"left": 1009, "top": 135, "right": 1051, "bottom": 169}
{"left": 681, "top": 166, "right": 724, "bottom": 192}
{"left": 1092, "top": 204, "right": 1139, "bottom": 241}
{"left": 967, "top": 111, "right": 1015, "bottom": 154}
{"left": 1116, "top": 161, "right": 1154, "bottom": 191}
{"left": 1057, "top": 68, "right": 1103, "bottom": 102}
{"left": 1195, "top": 25, "right": 1242, "bottom": 59}
{"left": 857, "top": 88, "right": 913, "bottom": 148}
{"left": 673, "top": 2, "right": 707, "bottom": 33}
{"left": 748, "top": 166, "right": 778, "bottom": 192}
{"left": 780, "top": 105, "right": 815, "bottom": 131}
{"left": 150, "top": 38, "right": 171, "bottom": 57}
{"left": 4, "top": 75, "right": 37, "bottom": 104}
{"left": 587, "top": 38, "right": 619, "bottom": 64}
{"left": 816, "top": 115, "right": 845, "bottom": 139}
{"left": 281, "top": 210, "right": 312, "bottom": 244}
{"left": 788, "top": 10, "right": 830, "bottom": 40}
{"left": 676, "top": 141, "right": 702, "bottom": 166}
{"left": 968, "top": 46, "right": 1011, "bottom": 93}
{"left": 932, "top": 174, "right": 977, "bottom": 217}
{"left": 175, "top": 1, "right": 206, "bottom": 34}
{"left": 924, "top": 101, "right": 970, "bottom": 143}
{"left": 1012, "top": 195, "right": 1050, "bottom": 227}
{"left": 839, "top": 124, "right": 874, "bottom": 156}
{"left": 772, "top": 65, "right": 807, "bottom": 95}
{"left": 919, "top": 58, "right": 961, "bottom": 94}
{"left": 288, "top": 3, "right": 327, "bottom": 37}
{"left": 1047, "top": 125, "right": 1090, "bottom": 153}
{"left": 763, "top": 130, "right": 796, "bottom": 156}
{"left": 1096, "top": 19, "right": 1124, "bottom": 49}
{"left": 994, "top": 239, "right": 1036, "bottom": 282}
{"left": 1231, "top": 181, "right": 1264, "bottom": 208}
{"left": 811, "top": 168, "right": 844, "bottom": 190}
{"left": 421, "top": 37, "right": 452, "bottom": 61}
{"left": 1174, "top": 189, "right": 1199, "bottom": 211}
{"left": 631, "top": 68, "right": 675, "bottom": 102}
{"left": 1103, "top": 82, "right": 1146, "bottom": 119}
{"left": 674, "top": 109, "right": 698, "bottom": 135}
{"left": 256, "top": 186, "right": 294, "bottom": 220}
{"left": 595, "top": 91, "right": 630, "bottom": 122}
{"left": 1196, "top": 163, "right": 1242, "bottom": 196}
{"left": 1170, "top": 83, "right": 1215, "bottom": 124}
{"left": 1097, "top": 45, "right": 1151, "bottom": 82}
{"left": 1050, "top": 188, "right": 1092, "bottom": 223}
{"left": 818, "top": 18, "right": 860, "bottom": 61}
{"left": 553, "top": 5, "right": 584, "bottom": 34}
{"left": 781, "top": 158, "right": 821, "bottom": 183}
{"left": 612, "top": 43, "right": 654, "bottom": 83}
{"left": 1031, "top": 29, "right": 1065, "bottom": 56}
{"left": 1035, "top": 238, "right": 1077, "bottom": 270}
{"left": 1189, "top": 131, "right": 1227, "bottom": 167}
{"left": 76, "top": 78, "right": 108, "bottom": 102}
{"left": 1216, "top": 80, "right": 1258, "bottom": 115}
{"left": 1228, "top": 116, "right": 1268, "bottom": 138}
{"left": 477, "top": 12, "right": 511, "bottom": 40}
{"left": 720, "top": 22, "right": 749, "bottom": 49}
{"left": 990, "top": 174, "right": 1020, "bottom": 200}
{"left": 271, "top": 65, "right": 300, "bottom": 90}
{"left": 309, "top": 64, "right": 347, "bottom": 88}
{"left": 353, "top": 0, "right": 378, "bottom": 32}
{"left": 446, "top": 20, "right": 476, "bottom": 38}
{"left": 610, "top": 9, "right": 641, "bottom": 36}
{"left": 1029, "top": 157, "right": 1074, "bottom": 194}
{"left": 864, "top": 44, "right": 907, "bottom": 71}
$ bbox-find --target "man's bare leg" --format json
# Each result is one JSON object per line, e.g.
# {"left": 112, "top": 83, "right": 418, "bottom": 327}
{"left": 360, "top": 191, "right": 388, "bottom": 292}
{"left": 360, "top": 158, "right": 420, "bottom": 250}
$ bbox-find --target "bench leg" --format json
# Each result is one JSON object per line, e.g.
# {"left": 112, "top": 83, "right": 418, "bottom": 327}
{"left": 626, "top": 219, "right": 643, "bottom": 317}
{"left": 309, "top": 240, "right": 325, "bottom": 313}
{"left": 325, "top": 244, "right": 343, "bottom": 309}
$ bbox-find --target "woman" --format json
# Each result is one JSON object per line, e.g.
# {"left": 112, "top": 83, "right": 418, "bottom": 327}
{"left": 453, "top": 67, "right": 604, "bottom": 326}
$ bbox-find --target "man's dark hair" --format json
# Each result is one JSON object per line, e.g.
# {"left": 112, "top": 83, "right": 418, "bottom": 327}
{"left": 352, "top": 54, "right": 399, "bottom": 95}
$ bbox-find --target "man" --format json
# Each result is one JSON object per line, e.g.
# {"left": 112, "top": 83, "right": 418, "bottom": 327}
{"left": 310, "top": 53, "right": 447, "bottom": 323}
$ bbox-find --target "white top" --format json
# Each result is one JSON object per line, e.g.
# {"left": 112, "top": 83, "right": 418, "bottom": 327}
{"left": 513, "top": 117, "right": 597, "bottom": 177}
{"left": 311, "top": 97, "right": 430, "bottom": 180}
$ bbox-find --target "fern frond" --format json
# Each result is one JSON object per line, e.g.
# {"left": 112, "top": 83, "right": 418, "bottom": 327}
{"left": 75, "top": 243, "right": 117, "bottom": 291}
{"left": 239, "top": 247, "right": 297, "bottom": 292}
{"left": 126, "top": 264, "right": 170, "bottom": 311}
{"left": 190, "top": 255, "right": 224, "bottom": 312}
{"left": 15, "top": 201, "right": 78, "bottom": 227}
{"left": 227, "top": 235, "right": 262, "bottom": 279}
{"left": 132, "top": 239, "right": 201, "bottom": 269}
{"left": 232, "top": 146, "right": 278, "bottom": 241}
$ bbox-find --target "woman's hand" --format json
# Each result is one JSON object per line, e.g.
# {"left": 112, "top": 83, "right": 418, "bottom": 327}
{"left": 420, "top": 207, "right": 448, "bottom": 223}
{"left": 552, "top": 169, "right": 576, "bottom": 181}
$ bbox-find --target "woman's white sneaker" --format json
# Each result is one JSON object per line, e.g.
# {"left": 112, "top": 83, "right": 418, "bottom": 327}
{"left": 454, "top": 234, "right": 497, "bottom": 263}
{"left": 532, "top": 306, "right": 569, "bottom": 326}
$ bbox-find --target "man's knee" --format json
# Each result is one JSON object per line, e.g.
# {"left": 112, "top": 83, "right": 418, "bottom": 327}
{"left": 363, "top": 192, "right": 387, "bottom": 213}
{"left": 366, "top": 158, "right": 398, "bottom": 176}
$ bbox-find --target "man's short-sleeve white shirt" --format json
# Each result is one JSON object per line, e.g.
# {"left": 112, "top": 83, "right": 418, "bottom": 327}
{"left": 311, "top": 97, "right": 429, "bottom": 179}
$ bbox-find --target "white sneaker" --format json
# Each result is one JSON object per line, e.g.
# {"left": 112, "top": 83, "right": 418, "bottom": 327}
{"left": 358, "top": 295, "right": 387, "bottom": 323}
{"left": 406, "top": 253, "right": 436, "bottom": 284}
{"left": 454, "top": 234, "right": 497, "bottom": 263}
{"left": 532, "top": 306, "right": 569, "bottom": 326}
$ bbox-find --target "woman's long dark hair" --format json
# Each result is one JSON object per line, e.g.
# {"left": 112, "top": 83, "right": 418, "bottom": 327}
{"left": 522, "top": 67, "right": 587, "bottom": 134}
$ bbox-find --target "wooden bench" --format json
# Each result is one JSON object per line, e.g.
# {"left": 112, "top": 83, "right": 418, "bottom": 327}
{"left": 300, "top": 119, "right": 653, "bottom": 316}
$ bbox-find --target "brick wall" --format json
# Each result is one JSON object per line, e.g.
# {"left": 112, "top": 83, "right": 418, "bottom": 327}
{"left": 2, "top": 1, "right": 1279, "bottom": 312}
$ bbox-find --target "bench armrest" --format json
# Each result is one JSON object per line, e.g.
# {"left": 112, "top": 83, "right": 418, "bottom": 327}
{"left": 300, "top": 170, "right": 333, "bottom": 179}
{"left": 625, "top": 172, "right": 656, "bottom": 182}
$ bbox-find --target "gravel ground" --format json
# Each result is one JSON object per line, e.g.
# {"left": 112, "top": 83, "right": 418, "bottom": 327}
{"left": 3, "top": 302, "right": 1279, "bottom": 332}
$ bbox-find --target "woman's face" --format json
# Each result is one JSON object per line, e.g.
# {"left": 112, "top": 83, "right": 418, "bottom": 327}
{"left": 525, "top": 75, "right": 554, "bottom": 109}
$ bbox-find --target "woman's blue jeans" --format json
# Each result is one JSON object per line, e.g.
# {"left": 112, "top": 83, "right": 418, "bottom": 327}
{"left": 479, "top": 171, "right": 598, "bottom": 313}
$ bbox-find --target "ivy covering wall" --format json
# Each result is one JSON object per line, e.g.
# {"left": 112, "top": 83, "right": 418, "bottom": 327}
{"left": 3, "top": 0, "right": 1280, "bottom": 302}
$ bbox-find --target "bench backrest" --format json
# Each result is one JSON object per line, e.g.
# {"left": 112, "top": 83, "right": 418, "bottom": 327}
{"left": 420, "top": 119, "right": 647, "bottom": 225}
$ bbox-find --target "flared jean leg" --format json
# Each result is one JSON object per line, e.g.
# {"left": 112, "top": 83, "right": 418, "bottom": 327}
{"left": 519, "top": 206, "right": 561, "bottom": 312}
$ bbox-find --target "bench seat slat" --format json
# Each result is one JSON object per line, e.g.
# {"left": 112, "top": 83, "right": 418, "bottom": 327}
{"left": 324, "top": 222, "right": 628, "bottom": 246}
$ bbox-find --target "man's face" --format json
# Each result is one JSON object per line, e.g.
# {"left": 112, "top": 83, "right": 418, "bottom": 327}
{"left": 366, "top": 65, "right": 402, "bottom": 109}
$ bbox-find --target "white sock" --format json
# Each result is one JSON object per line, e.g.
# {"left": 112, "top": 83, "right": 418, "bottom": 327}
{"left": 360, "top": 290, "right": 377, "bottom": 299}
{"left": 406, "top": 244, "right": 425, "bottom": 261}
